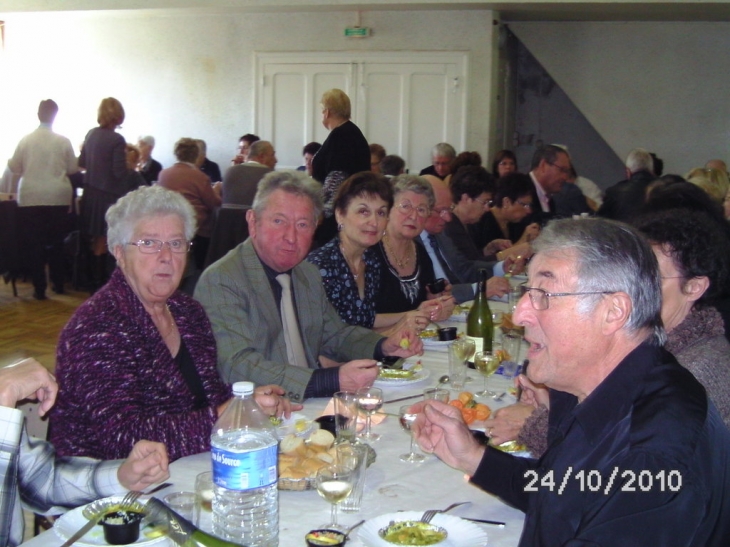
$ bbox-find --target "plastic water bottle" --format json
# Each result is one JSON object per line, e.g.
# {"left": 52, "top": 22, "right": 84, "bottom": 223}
{"left": 211, "top": 382, "right": 278, "bottom": 547}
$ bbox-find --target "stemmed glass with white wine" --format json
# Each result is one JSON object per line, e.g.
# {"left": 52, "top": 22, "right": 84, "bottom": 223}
{"left": 474, "top": 351, "right": 500, "bottom": 397}
{"left": 454, "top": 338, "right": 476, "bottom": 382}
{"left": 399, "top": 405, "right": 425, "bottom": 463}
{"left": 315, "top": 463, "right": 354, "bottom": 531}
{"left": 356, "top": 387, "right": 383, "bottom": 441}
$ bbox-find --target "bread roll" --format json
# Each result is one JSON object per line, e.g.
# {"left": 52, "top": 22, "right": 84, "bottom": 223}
{"left": 308, "top": 428, "right": 335, "bottom": 449}
{"left": 280, "top": 434, "right": 307, "bottom": 457}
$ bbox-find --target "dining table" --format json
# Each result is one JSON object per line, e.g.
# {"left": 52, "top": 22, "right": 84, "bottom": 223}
{"left": 23, "top": 298, "right": 527, "bottom": 547}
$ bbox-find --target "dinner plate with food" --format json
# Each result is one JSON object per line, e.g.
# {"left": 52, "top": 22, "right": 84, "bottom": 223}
{"left": 374, "top": 361, "right": 430, "bottom": 387}
{"left": 359, "top": 511, "right": 488, "bottom": 547}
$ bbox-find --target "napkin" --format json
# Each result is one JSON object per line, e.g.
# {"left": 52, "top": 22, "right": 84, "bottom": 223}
{"left": 320, "top": 398, "right": 387, "bottom": 431}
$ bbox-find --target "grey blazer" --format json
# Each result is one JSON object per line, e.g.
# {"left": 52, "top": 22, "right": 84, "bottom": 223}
{"left": 194, "top": 239, "right": 383, "bottom": 401}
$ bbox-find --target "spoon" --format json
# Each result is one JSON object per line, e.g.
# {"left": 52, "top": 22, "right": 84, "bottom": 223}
{"left": 437, "top": 374, "right": 450, "bottom": 386}
{"left": 343, "top": 519, "right": 365, "bottom": 539}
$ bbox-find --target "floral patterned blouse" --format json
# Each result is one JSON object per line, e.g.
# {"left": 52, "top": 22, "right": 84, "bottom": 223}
{"left": 307, "top": 238, "right": 381, "bottom": 328}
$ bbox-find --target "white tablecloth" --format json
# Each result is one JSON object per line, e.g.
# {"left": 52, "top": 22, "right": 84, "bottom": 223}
{"left": 23, "top": 301, "right": 525, "bottom": 547}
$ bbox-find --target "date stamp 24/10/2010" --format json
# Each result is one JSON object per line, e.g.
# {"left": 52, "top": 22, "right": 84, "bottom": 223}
{"left": 523, "top": 467, "right": 682, "bottom": 495}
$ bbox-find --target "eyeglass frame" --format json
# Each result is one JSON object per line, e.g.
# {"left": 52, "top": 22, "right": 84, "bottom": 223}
{"left": 521, "top": 285, "right": 616, "bottom": 310}
{"left": 431, "top": 207, "right": 452, "bottom": 219}
{"left": 395, "top": 200, "right": 430, "bottom": 218}
{"left": 473, "top": 196, "right": 494, "bottom": 208}
{"left": 548, "top": 162, "right": 571, "bottom": 175}
{"left": 515, "top": 199, "right": 533, "bottom": 209}
{"left": 126, "top": 239, "right": 193, "bottom": 254}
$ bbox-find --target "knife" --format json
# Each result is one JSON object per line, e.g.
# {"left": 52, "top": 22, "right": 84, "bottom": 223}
{"left": 462, "top": 517, "right": 506, "bottom": 527}
{"left": 59, "top": 514, "right": 100, "bottom": 547}
{"left": 384, "top": 392, "right": 424, "bottom": 404}
{"left": 59, "top": 482, "right": 172, "bottom": 547}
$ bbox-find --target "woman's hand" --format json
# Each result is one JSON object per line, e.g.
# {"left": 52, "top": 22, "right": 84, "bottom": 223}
{"left": 482, "top": 402, "right": 535, "bottom": 446}
{"left": 255, "top": 385, "right": 302, "bottom": 418}
{"left": 484, "top": 239, "right": 512, "bottom": 257}
{"left": 518, "top": 223, "right": 541, "bottom": 244}
{"left": 418, "top": 295, "right": 456, "bottom": 323}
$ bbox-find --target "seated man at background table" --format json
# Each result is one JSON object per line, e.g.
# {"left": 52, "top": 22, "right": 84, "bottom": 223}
{"left": 195, "top": 170, "right": 422, "bottom": 403}
{"left": 0, "top": 358, "right": 169, "bottom": 547}
{"left": 412, "top": 217, "right": 730, "bottom": 546}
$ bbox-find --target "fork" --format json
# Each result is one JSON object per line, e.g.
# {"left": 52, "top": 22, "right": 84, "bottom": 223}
{"left": 120, "top": 482, "right": 171, "bottom": 510}
{"left": 420, "top": 501, "right": 469, "bottom": 523}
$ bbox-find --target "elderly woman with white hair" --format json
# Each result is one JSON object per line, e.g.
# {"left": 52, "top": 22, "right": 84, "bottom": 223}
{"left": 50, "top": 186, "right": 296, "bottom": 462}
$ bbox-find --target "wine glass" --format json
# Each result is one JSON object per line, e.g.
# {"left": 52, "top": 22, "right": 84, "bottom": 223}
{"left": 399, "top": 405, "right": 425, "bottom": 463}
{"left": 454, "top": 338, "right": 476, "bottom": 382}
{"left": 315, "top": 464, "right": 354, "bottom": 531}
{"left": 474, "top": 351, "right": 500, "bottom": 397}
{"left": 356, "top": 387, "right": 383, "bottom": 441}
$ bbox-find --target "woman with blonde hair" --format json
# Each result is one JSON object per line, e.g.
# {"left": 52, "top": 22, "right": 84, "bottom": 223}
{"left": 80, "top": 97, "right": 136, "bottom": 289}
{"left": 312, "top": 89, "right": 370, "bottom": 246}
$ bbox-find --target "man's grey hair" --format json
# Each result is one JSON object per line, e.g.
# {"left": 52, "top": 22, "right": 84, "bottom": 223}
{"left": 625, "top": 148, "right": 654, "bottom": 175}
{"left": 392, "top": 174, "right": 436, "bottom": 210}
{"left": 106, "top": 186, "right": 197, "bottom": 252}
{"left": 533, "top": 217, "right": 665, "bottom": 345}
{"left": 252, "top": 170, "right": 323, "bottom": 221}
{"left": 431, "top": 142, "right": 456, "bottom": 160}
{"left": 195, "top": 139, "right": 207, "bottom": 156}
{"left": 249, "top": 140, "right": 272, "bottom": 161}
{"left": 138, "top": 135, "right": 155, "bottom": 148}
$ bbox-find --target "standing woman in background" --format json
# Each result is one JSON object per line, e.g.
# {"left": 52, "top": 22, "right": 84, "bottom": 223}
{"left": 312, "top": 89, "right": 371, "bottom": 247}
{"left": 491, "top": 149, "right": 518, "bottom": 178}
{"left": 79, "top": 97, "right": 129, "bottom": 290}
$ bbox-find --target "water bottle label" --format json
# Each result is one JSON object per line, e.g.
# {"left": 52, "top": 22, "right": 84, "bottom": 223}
{"left": 211, "top": 444, "right": 278, "bottom": 490}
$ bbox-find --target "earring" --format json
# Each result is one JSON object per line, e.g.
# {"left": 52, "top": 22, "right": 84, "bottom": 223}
{"left": 337, "top": 223, "right": 343, "bottom": 232}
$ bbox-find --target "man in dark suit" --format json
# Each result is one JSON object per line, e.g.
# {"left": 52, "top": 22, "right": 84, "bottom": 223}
{"left": 195, "top": 170, "right": 422, "bottom": 402}
{"left": 511, "top": 145, "right": 571, "bottom": 241}
{"left": 598, "top": 148, "right": 656, "bottom": 223}
{"left": 419, "top": 175, "right": 510, "bottom": 303}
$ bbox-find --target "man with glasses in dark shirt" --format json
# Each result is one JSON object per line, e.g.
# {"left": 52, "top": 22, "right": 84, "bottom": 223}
{"left": 412, "top": 217, "right": 730, "bottom": 546}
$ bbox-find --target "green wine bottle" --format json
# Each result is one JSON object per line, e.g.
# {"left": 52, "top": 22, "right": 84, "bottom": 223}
{"left": 145, "top": 498, "right": 246, "bottom": 547}
{"left": 466, "top": 268, "right": 493, "bottom": 354}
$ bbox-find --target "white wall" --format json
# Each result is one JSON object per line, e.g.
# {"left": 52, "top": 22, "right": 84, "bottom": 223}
{"left": 0, "top": 9, "right": 496, "bottom": 171}
{"left": 509, "top": 21, "right": 730, "bottom": 176}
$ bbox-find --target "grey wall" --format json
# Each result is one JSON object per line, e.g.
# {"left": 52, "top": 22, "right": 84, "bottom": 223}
{"left": 509, "top": 21, "right": 730, "bottom": 179}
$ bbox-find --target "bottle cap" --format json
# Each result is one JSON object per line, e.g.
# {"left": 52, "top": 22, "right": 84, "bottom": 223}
{"left": 232, "top": 381, "right": 255, "bottom": 396}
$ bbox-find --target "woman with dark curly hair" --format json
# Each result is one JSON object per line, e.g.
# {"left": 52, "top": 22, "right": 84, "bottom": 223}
{"left": 483, "top": 210, "right": 730, "bottom": 456}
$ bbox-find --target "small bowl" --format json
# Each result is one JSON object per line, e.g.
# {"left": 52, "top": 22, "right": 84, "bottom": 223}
{"left": 102, "top": 510, "right": 144, "bottom": 545}
{"left": 305, "top": 528, "right": 346, "bottom": 546}
{"left": 437, "top": 327, "right": 457, "bottom": 341}
{"left": 427, "top": 278, "right": 446, "bottom": 294}
{"left": 314, "top": 415, "right": 338, "bottom": 437}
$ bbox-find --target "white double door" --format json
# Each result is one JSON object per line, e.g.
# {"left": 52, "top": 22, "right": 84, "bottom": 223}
{"left": 255, "top": 51, "right": 467, "bottom": 171}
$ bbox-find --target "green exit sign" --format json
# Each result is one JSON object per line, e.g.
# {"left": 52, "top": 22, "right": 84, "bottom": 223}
{"left": 344, "top": 27, "right": 371, "bottom": 38}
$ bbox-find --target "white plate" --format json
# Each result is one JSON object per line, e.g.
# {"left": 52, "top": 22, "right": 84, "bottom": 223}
{"left": 359, "top": 511, "right": 488, "bottom": 547}
{"left": 275, "top": 413, "right": 316, "bottom": 438}
{"left": 421, "top": 337, "right": 454, "bottom": 352}
{"left": 53, "top": 497, "right": 167, "bottom": 547}
{"left": 375, "top": 368, "right": 430, "bottom": 387}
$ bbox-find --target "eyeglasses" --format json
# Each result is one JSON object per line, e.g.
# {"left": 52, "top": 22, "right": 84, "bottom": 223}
{"left": 521, "top": 286, "right": 616, "bottom": 310}
{"left": 516, "top": 199, "right": 533, "bottom": 209}
{"left": 548, "top": 162, "right": 571, "bottom": 175}
{"left": 432, "top": 207, "right": 452, "bottom": 219}
{"left": 474, "top": 197, "right": 493, "bottom": 208}
{"left": 396, "top": 201, "right": 430, "bottom": 218}
{"left": 127, "top": 239, "right": 192, "bottom": 254}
